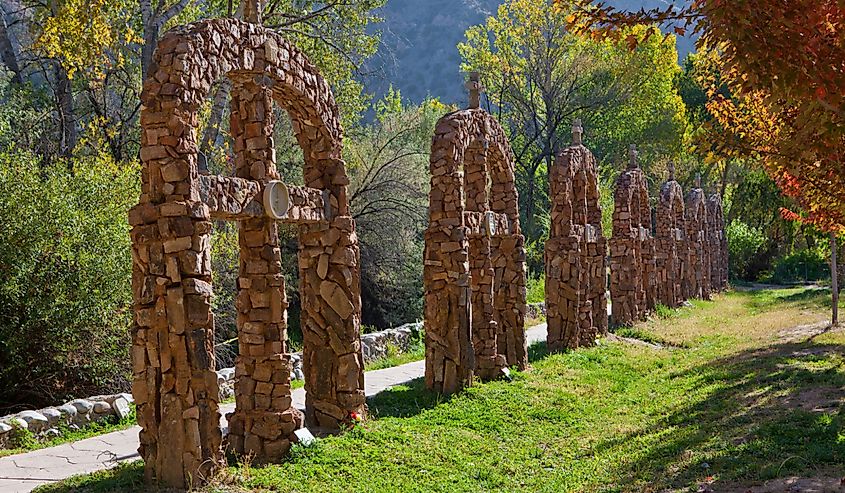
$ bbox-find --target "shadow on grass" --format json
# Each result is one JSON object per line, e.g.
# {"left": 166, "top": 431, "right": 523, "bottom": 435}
{"left": 743, "top": 286, "right": 834, "bottom": 312}
{"left": 593, "top": 336, "right": 845, "bottom": 489}
{"left": 366, "top": 377, "right": 451, "bottom": 419}
{"left": 528, "top": 340, "right": 551, "bottom": 363}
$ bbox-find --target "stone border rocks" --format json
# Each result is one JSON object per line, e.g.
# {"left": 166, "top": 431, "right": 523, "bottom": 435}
{"left": 0, "top": 394, "right": 134, "bottom": 449}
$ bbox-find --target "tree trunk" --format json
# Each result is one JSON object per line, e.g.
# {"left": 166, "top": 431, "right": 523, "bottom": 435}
{"left": 0, "top": 6, "right": 22, "bottom": 84}
{"left": 524, "top": 172, "right": 536, "bottom": 239}
{"left": 54, "top": 62, "right": 76, "bottom": 159}
{"left": 141, "top": 20, "right": 158, "bottom": 82}
{"left": 720, "top": 160, "right": 731, "bottom": 198}
{"left": 832, "top": 233, "right": 839, "bottom": 326}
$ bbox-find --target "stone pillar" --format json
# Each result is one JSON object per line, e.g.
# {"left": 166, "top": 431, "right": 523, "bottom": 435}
{"left": 465, "top": 140, "right": 504, "bottom": 379}
{"left": 130, "top": 107, "right": 223, "bottom": 488}
{"left": 545, "top": 128, "right": 607, "bottom": 351}
{"left": 225, "top": 79, "right": 303, "bottom": 461}
{"left": 492, "top": 234, "right": 527, "bottom": 370}
{"left": 299, "top": 215, "right": 366, "bottom": 432}
{"left": 425, "top": 117, "right": 475, "bottom": 394}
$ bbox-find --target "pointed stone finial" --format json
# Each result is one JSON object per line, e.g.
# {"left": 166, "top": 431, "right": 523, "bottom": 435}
{"left": 628, "top": 144, "right": 639, "bottom": 169}
{"left": 244, "top": 0, "right": 263, "bottom": 24}
{"left": 668, "top": 162, "right": 676, "bottom": 181}
{"left": 465, "top": 72, "right": 483, "bottom": 109}
{"left": 572, "top": 118, "right": 583, "bottom": 145}
{"left": 695, "top": 172, "right": 702, "bottom": 189}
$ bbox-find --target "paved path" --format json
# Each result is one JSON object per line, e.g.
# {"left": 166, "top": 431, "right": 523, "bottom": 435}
{"left": 0, "top": 325, "right": 548, "bottom": 493}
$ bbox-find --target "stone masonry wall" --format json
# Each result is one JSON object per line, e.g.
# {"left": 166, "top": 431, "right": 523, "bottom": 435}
{"left": 545, "top": 121, "right": 608, "bottom": 351}
{"left": 655, "top": 169, "right": 686, "bottom": 308}
{"left": 609, "top": 145, "right": 656, "bottom": 326}
{"left": 131, "top": 18, "right": 363, "bottom": 488}
{"left": 424, "top": 101, "right": 527, "bottom": 395}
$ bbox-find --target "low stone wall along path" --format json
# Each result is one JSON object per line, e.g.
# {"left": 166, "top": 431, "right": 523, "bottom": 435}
{"left": 0, "top": 324, "right": 549, "bottom": 493}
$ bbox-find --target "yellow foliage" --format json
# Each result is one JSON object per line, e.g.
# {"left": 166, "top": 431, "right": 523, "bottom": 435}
{"left": 36, "top": 0, "right": 141, "bottom": 80}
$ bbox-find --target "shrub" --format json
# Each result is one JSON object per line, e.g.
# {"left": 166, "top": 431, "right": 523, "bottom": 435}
{"left": 526, "top": 275, "right": 545, "bottom": 304}
{"left": 726, "top": 220, "right": 766, "bottom": 280}
{"left": 0, "top": 151, "right": 137, "bottom": 409}
{"left": 765, "top": 247, "right": 830, "bottom": 285}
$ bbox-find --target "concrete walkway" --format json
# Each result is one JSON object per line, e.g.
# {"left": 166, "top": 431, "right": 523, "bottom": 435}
{"left": 0, "top": 325, "right": 549, "bottom": 493}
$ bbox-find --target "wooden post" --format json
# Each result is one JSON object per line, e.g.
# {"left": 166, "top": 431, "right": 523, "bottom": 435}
{"left": 831, "top": 232, "right": 839, "bottom": 326}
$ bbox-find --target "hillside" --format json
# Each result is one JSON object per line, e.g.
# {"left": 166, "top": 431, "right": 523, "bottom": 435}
{"left": 366, "top": 0, "right": 696, "bottom": 105}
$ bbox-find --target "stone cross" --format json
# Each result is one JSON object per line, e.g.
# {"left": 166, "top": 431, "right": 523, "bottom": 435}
{"left": 466, "top": 72, "right": 483, "bottom": 109}
{"left": 243, "top": 0, "right": 263, "bottom": 23}
{"left": 668, "top": 162, "right": 675, "bottom": 181}
{"left": 628, "top": 144, "right": 639, "bottom": 169}
{"left": 572, "top": 118, "right": 583, "bottom": 146}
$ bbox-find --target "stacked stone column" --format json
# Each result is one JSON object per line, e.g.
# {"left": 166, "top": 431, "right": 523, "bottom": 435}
{"left": 655, "top": 171, "right": 686, "bottom": 308}
{"left": 610, "top": 146, "right": 656, "bottom": 326}
{"left": 424, "top": 107, "right": 526, "bottom": 394}
{"left": 131, "top": 48, "right": 224, "bottom": 486}
{"left": 708, "top": 193, "right": 729, "bottom": 292}
{"left": 465, "top": 141, "right": 504, "bottom": 379}
{"left": 545, "top": 121, "right": 608, "bottom": 351}
{"left": 488, "top": 143, "right": 528, "bottom": 371}
{"left": 225, "top": 79, "right": 302, "bottom": 461}
{"left": 424, "top": 117, "right": 474, "bottom": 393}
{"left": 684, "top": 184, "right": 710, "bottom": 300}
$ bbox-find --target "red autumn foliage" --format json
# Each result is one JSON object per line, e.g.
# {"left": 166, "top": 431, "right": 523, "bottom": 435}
{"left": 560, "top": 0, "right": 845, "bottom": 233}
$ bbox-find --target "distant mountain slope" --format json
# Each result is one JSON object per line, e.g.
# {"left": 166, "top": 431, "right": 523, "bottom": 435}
{"left": 365, "top": 0, "right": 696, "bottom": 106}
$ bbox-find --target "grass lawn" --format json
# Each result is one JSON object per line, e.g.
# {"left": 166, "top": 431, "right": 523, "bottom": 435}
{"left": 35, "top": 287, "right": 845, "bottom": 492}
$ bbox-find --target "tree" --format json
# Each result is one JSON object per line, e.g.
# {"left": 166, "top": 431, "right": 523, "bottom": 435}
{"left": 460, "top": 0, "right": 687, "bottom": 241}
{"left": 346, "top": 92, "right": 446, "bottom": 327}
{"left": 564, "top": 0, "right": 845, "bottom": 233}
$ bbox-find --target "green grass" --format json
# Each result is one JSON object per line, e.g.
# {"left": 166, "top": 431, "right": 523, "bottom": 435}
{"left": 365, "top": 338, "right": 426, "bottom": 371}
{"left": 33, "top": 287, "right": 845, "bottom": 492}
{"left": 0, "top": 407, "right": 137, "bottom": 458}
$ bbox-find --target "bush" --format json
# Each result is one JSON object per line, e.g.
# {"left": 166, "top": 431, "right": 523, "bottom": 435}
{"left": 765, "top": 247, "right": 830, "bottom": 285}
{"left": 526, "top": 275, "right": 545, "bottom": 304}
{"left": 726, "top": 220, "right": 766, "bottom": 281}
{"left": 0, "top": 151, "right": 137, "bottom": 409}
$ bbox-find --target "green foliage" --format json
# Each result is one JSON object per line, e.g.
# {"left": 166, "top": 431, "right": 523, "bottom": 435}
{"left": 7, "top": 422, "right": 37, "bottom": 450}
{"left": 525, "top": 275, "right": 545, "bottom": 304}
{"left": 346, "top": 96, "right": 446, "bottom": 328}
{"left": 0, "top": 151, "right": 137, "bottom": 407}
{"left": 460, "top": 0, "right": 688, "bottom": 241}
{"left": 726, "top": 220, "right": 767, "bottom": 281}
{"left": 765, "top": 247, "right": 831, "bottom": 285}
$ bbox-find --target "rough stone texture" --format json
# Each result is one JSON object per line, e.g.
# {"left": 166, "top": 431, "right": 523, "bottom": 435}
{"left": 545, "top": 121, "right": 608, "bottom": 351}
{"left": 707, "top": 193, "right": 729, "bottom": 292}
{"left": 610, "top": 145, "right": 656, "bottom": 326}
{"left": 424, "top": 92, "right": 527, "bottom": 394}
{"left": 684, "top": 180, "right": 711, "bottom": 300}
{"left": 0, "top": 393, "right": 137, "bottom": 450}
{"left": 655, "top": 167, "right": 687, "bottom": 308}
{"left": 130, "top": 18, "right": 364, "bottom": 487}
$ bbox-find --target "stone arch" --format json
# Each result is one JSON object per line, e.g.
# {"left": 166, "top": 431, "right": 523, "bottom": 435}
{"left": 424, "top": 108, "right": 527, "bottom": 394}
{"left": 545, "top": 120, "right": 608, "bottom": 351}
{"left": 655, "top": 167, "right": 686, "bottom": 308}
{"left": 684, "top": 180, "right": 710, "bottom": 299}
{"left": 610, "top": 145, "right": 656, "bottom": 326}
{"left": 707, "top": 193, "right": 728, "bottom": 291}
{"left": 130, "top": 18, "right": 363, "bottom": 488}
